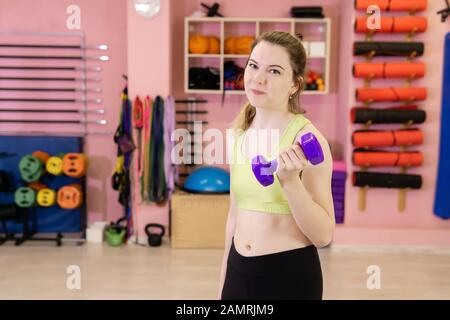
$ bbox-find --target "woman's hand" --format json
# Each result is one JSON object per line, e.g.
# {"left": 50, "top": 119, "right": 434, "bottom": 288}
{"left": 276, "top": 144, "right": 308, "bottom": 185}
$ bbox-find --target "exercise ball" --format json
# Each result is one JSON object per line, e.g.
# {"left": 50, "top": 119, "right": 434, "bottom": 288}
{"left": 183, "top": 166, "right": 230, "bottom": 193}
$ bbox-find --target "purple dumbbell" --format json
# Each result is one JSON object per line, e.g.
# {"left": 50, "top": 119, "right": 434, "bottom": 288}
{"left": 251, "top": 132, "right": 324, "bottom": 187}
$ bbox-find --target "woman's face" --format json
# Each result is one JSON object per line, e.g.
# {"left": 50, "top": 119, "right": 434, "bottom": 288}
{"left": 244, "top": 41, "right": 297, "bottom": 111}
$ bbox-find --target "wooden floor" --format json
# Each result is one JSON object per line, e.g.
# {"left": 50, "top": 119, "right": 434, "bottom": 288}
{"left": 1, "top": 238, "right": 450, "bottom": 300}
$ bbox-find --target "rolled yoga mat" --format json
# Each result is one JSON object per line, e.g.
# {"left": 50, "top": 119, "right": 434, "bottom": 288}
{"left": 352, "top": 129, "right": 424, "bottom": 147}
{"left": 355, "top": 0, "right": 427, "bottom": 12}
{"left": 355, "top": 87, "right": 427, "bottom": 102}
{"left": 353, "top": 171, "right": 422, "bottom": 189}
{"left": 355, "top": 16, "right": 427, "bottom": 33}
{"left": 353, "top": 149, "right": 423, "bottom": 167}
{"left": 350, "top": 107, "right": 426, "bottom": 124}
{"left": 434, "top": 33, "right": 450, "bottom": 219}
{"left": 353, "top": 42, "right": 424, "bottom": 57}
{"left": 353, "top": 62, "right": 425, "bottom": 79}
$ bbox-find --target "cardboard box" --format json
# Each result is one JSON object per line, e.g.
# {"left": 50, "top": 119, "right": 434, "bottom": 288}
{"left": 170, "top": 190, "right": 230, "bottom": 249}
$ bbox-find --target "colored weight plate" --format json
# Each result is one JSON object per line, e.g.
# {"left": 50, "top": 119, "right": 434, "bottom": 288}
{"left": 28, "top": 181, "right": 47, "bottom": 191}
{"left": 62, "top": 153, "right": 87, "bottom": 178}
{"left": 19, "top": 155, "right": 43, "bottom": 182}
{"left": 14, "top": 187, "right": 36, "bottom": 208}
{"left": 46, "top": 156, "right": 64, "bottom": 176}
{"left": 57, "top": 184, "right": 83, "bottom": 209}
{"left": 31, "top": 150, "right": 50, "bottom": 165}
{"left": 36, "top": 188, "right": 56, "bottom": 207}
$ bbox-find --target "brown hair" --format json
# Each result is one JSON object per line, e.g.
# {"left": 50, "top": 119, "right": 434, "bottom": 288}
{"left": 232, "top": 31, "right": 307, "bottom": 131}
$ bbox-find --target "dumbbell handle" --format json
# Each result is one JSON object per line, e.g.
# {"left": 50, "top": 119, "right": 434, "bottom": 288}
{"left": 252, "top": 132, "right": 324, "bottom": 187}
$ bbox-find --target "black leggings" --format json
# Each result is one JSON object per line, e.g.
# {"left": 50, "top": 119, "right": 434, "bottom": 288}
{"left": 221, "top": 238, "right": 323, "bottom": 300}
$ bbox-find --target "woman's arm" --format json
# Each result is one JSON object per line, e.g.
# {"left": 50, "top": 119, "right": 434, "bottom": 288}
{"left": 218, "top": 190, "right": 236, "bottom": 299}
{"left": 278, "top": 125, "right": 335, "bottom": 248}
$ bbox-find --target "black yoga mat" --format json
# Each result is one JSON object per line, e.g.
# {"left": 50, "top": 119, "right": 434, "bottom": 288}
{"left": 351, "top": 108, "right": 426, "bottom": 124}
{"left": 353, "top": 42, "right": 424, "bottom": 57}
{"left": 353, "top": 171, "right": 422, "bottom": 189}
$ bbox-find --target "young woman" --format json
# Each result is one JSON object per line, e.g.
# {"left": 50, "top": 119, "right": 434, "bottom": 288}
{"left": 219, "top": 31, "right": 335, "bottom": 300}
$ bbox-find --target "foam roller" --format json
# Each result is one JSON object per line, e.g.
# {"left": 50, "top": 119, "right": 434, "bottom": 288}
{"left": 353, "top": 149, "right": 423, "bottom": 167}
{"left": 355, "top": 16, "right": 427, "bottom": 33}
{"left": 352, "top": 129, "right": 424, "bottom": 147}
{"left": 353, "top": 171, "right": 422, "bottom": 189}
{"left": 356, "top": 87, "right": 427, "bottom": 102}
{"left": 350, "top": 107, "right": 426, "bottom": 124}
{"left": 355, "top": 0, "right": 427, "bottom": 12}
{"left": 353, "top": 62, "right": 425, "bottom": 79}
{"left": 353, "top": 42, "right": 424, "bottom": 57}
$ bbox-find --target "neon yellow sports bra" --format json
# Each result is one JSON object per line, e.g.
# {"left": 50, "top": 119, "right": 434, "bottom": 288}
{"left": 230, "top": 114, "right": 311, "bottom": 215}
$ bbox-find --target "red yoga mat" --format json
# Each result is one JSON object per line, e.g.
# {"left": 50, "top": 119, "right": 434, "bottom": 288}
{"left": 353, "top": 62, "right": 425, "bottom": 79}
{"left": 355, "top": 0, "right": 427, "bottom": 11}
{"left": 356, "top": 87, "right": 427, "bottom": 102}
{"left": 352, "top": 129, "right": 424, "bottom": 147}
{"left": 353, "top": 150, "right": 423, "bottom": 167}
{"left": 355, "top": 16, "right": 427, "bottom": 33}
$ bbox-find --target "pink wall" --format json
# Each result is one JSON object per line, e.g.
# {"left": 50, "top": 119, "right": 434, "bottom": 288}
{"left": 0, "top": 0, "right": 127, "bottom": 226}
{"left": 172, "top": 0, "right": 342, "bottom": 146}
{"left": 334, "top": 0, "right": 450, "bottom": 245}
{"left": 171, "top": 0, "right": 450, "bottom": 245}
{"left": 127, "top": 0, "right": 173, "bottom": 240}
{"left": 4, "top": 0, "right": 449, "bottom": 246}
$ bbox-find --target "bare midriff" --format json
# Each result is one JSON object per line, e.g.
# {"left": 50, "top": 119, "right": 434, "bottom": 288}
{"left": 233, "top": 208, "right": 313, "bottom": 257}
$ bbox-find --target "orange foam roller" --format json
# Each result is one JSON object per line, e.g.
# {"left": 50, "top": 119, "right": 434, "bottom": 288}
{"left": 389, "top": 0, "right": 427, "bottom": 12}
{"left": 353, "top": 63, "right": 384, "bottom": 78}
{"left": 355, "top": 0, "right": 427, "bottom": 11}
{"left": 356, "top": 87, "right": 427, "bottom": 102}
{"left": 355, "top": 17, "right": 393, "bottom": 33}
{"left": 352, "top": 130, "right": 394, "bottom": 147}
{"left": 353, "top": 62, "right": 425, "bottom": 78}
{"left": 394, "top": 129, "right": 424, "bottom": 146}
{"left": 355, "top": 17, "right": 427, "bottom": 33}
{"left": 384, "top": 62, "right": 425, "bottom": 78}
{"left": 355, "top": 0, "right": 389, "bottom": 10}
{"left": 352, "top": 129, "right": 423, "bottom": 147}
{"left": 392, "top": 16, "right": 427, "bottom": 32}
{"left": 397, "top": 152, "right": 423, "bottom": 166}
{"left": 353, "top": 150, "right": 422, "bottom": 167}
{"left": 353, "top": 150, "right": 398, "bottom": 166}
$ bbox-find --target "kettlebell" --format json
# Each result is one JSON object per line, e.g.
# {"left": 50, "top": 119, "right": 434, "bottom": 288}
{"left": 145, "top": 223, "right": 165, "bottom": 247}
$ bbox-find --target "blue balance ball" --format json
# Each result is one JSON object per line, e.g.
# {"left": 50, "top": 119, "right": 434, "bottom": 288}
{"left": 183, "top": 166, "right": 230, "bottom": 193}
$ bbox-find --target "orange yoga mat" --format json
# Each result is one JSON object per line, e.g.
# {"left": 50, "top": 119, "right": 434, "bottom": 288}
{"left": 394, "top": 128, "right": 424, "bottom": 145}
{"left": 355, "top": 0, "right": 427, "bottom": 11}
{"left": 353, "top": 62, "right": 425, "bottom": 79}
{"left": 352, "top": 129, "right": 424, "bottom": 147}
{"left": 355, "top": 17, "right": 427, "bottom": 33}
{"left": 353, "top": 150, "right": 423, "bottom": 167}
{"left": 355, "top": 0, "right": 389, "bottom": 10}
{"left": 389, "top": 0, "right": 427, "bottom": 11}
{"left": 356, "top": 87, "right": 427, "bottom": 102}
